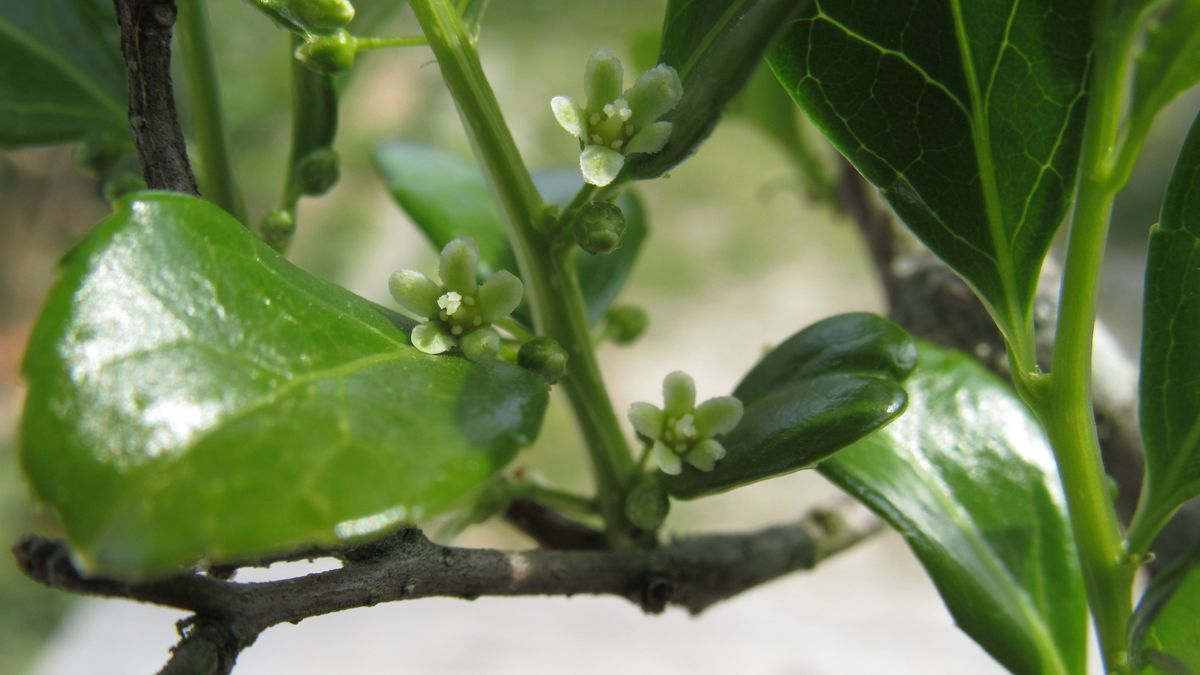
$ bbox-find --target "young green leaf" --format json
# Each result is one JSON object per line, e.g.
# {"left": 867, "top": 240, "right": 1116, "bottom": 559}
{"left": 769, "top": 0, "right": 1092, "bottom": 349}
{"left": 19, "top": 192, "right": 548, "bottom": 580}
{"left": 372, "top": 141, "right": 646, "bottom": 324}
{"left": 623, "top": 0, "right": 807, "bottom": 180}
{"left": 1134, "top": 111, "right": 1200, "bottom": 549}
{"left": 1129, "top": 544, "right": 1200, "bottom": 673}
{"left": 0, "top": 0, "right": 128, "bottom": 147}
{"left": 821, "top": 345, "right": 1086, "bottom": 675}
{"left": 661, "top": 313, "right": 915, "bottom": 499}
{"left": 1128, "top": 1, "right": 1200, "bottom": 145}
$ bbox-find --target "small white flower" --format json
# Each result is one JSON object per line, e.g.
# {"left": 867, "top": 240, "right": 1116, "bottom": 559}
{"left": 552, "top": 49, "right": 683, "bottom": 187}
{"left": 628, "top": 371, "right": 743, "bottom": 474}
{"left": 388, "top": 238, "right": 524, "bottom": 361}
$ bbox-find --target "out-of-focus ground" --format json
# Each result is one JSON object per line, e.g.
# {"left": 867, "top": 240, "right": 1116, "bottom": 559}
{"left": 2, "top": 1, "right": 1197, "bottom": 673}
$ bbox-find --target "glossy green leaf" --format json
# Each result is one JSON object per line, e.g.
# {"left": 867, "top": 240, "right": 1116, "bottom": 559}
{"left": 769, "top": 0, "right": 1092, "bottom": 343}
{"left": 624, "top": 0, "right": 807, "bottom": 180}
{"left": 372, "top": 141, "right": 646, "bottom": 324}
{"left": 821, "top": 344, "right": 1086, "bottom": 675}
{"left": 19, "top": 192, "right": 548, "bottom": 580}
{"left": 1129, "top": 1, "right": 1200, "bottom": 139}
{"left": 1130, "top": 544, "right": 1200, "bottom": 674}
{"left": 0, "top": 0, "right": 128, "bottom": 147}
{"left": 1136, "top": 111, "right": 1200, "bottom": 542}
{"left": 662, "top": 313, "right": 915, "bottom": 499}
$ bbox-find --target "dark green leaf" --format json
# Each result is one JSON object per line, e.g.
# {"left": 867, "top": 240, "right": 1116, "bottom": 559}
{"left": 0, "top": 0, "right": 128, "bottom": 147}
{"left": 1131, "top": 544, "right": 1200, "bottom": 674}
{"left": 662, "top": 313, "right": 915, "bottom": 499}
{"left": 372, "top": 141, "right": 646, "bottom": 324}
{"left": 1129, "top": 1, "right": 1200, "bottom": 139}
{"left": 19, "top": 192, "right": 548, "bottom": 580}
{"left": 1137, "top": 111, "right": 1200, "bottom": 541}
{"left": 624, "top": 0, "right": 807, "bottom": 180}
{"left": 822, "top": 344, "right": 1086, "bottom": 675}
{"left": 769, "top": 0, "right": 1092, "bottom": 344}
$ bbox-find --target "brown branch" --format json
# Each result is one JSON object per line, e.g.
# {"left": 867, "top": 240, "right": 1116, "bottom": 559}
{"left": 113, "top": 0, "right": 199, "bottom": 194}
{"left": 833, "top": 158, "right": 1200, "bottom": 574}
{"left": 502, "top": 497, "right": 608, "bottom": 550}
{"left": 14, "top": 500, "right": 880, "bottom": 675}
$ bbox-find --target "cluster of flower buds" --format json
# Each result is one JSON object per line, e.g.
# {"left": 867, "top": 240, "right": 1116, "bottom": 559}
{"left": 249, "top": 0, "right": 359, "bottom": 75}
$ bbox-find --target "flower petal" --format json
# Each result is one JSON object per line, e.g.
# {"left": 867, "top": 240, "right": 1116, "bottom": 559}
{"left": 478, "top": 270, "right": 524, "bottom": 322}
{"left": 580, "top": 145, "right": 625, "bottom": 187}
{"left": 460, "top": 326, "right": 500, "bottom": 362}
{"left": 695, "top": 396, "right": 744, "bottom": 437}
{"left": 628, "top": 401, "right": 665, "bottom": 440}
{"left": 653, "top": 441, "right": 683, "bottom": 475}
{"left": 388, "top": 269, "right": 441, "bottom": 318}
{"left": 623, "top": 64, "right": 683, "bottom": 130}
{"left": 411, "top": 323, "right": 455, "bottom": 355}
{"left": 695, "top": 438, "right": 727, "bottom": 461}
{"left": 684, "top": 441, "right": 719, "bottom": 472}
{"left": 624, "top": 121, "right": 672, "bottom": 155}
{"left": 584, "top": 48, "right": 623, "bottom": 111}
{"left": 662, "top": 370, "right": 696, "bottom": 417}
{"left": 551, "top": 95, "right": 586, "bottom": 138}
{"left": 439, "top": 237, "right": 480, "bottom": 295}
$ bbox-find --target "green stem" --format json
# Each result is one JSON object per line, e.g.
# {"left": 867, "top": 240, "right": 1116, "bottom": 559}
{"left": 176, "top": 0, "right": 244, "bottom": 222}
{"left": 1035, "top": 15, "right": 1136, "bottom": 672}
{"left": 408, "top": 0, "right": 635, "bottom": 541}
{"left": 283, "top": 35, "right": 339, "bottom": 210}
{"left": 354, "top": 36, "right": 428, "bottom": 51}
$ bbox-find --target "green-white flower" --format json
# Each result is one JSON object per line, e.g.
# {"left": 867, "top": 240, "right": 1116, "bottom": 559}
{"left": 628, "top": 372, "right": 743, "bottom": 475}
{"left": 551, "top": 49, "right": 683, "bottom": 187}
{"left": 388, "top": 238, "right": 523, "bottom": 361}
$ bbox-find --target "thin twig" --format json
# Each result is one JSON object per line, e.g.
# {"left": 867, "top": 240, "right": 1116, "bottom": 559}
{"left": 112, "top": 0, "right": 198, "bottom": 194}
{"left": 14, "top": 500, "right": 881, "bottom": 675}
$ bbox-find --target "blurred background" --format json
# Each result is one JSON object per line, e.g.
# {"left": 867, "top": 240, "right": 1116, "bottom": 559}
{"left": 2, "top": 1, "right": 1198, "bottom": 673}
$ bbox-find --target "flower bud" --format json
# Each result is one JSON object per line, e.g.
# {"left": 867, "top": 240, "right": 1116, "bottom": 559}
{"left": 625, "top": 473, "right": 669, "bottom": 531}
{"left": 102, "top": 173, "right": 146, "bottom": 203}
{"left": 74, "top": 135, "right": 126, "bottom": 176}
{"left": 604, "top": 305, "right": 648, "bottom": 345}
{"left": 288, "top": 0, "right": 355, "bottom": 31}
{"left": 258, "top": 208, "right": 296, "bottom": 252}
{"left": 295, "top": 30, "right": 356, "bottom": 76}
{"left": 518, "top": 337, "right": 568, "bottom": 384}
{"left": 296, "top": 147, "right": 340, "bottom": 196}
{"left": 573, "top": 202, "right": 626, "bottom": 254}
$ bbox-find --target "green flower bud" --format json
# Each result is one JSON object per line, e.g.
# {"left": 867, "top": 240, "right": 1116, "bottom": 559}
{"left": 295, "top": 30, "right": 356, "bottom": 76}
{"left": 74, "top": 135, "right": 126, "bottom": 176}
{"left": 518, "top": 337, "right": 568, "bottom": 384}
{"left": 259, "top": 208, "right": 296, "bottom": 252}
{"left": 604, "top": 305, "right": 648, "bottom": 345}
{"left": 625, "top": 473, "right": 669, "bottom": 531}
{"left": 296, "top": 147, "right": 340, "bottom": 196}
{"left": 288, "top": 0, "right": 355, "bottom": 31}
{"left": 573, "top": 202, "right": 626, "bottom": 254}
{"left": 102, "top": 173, "right": 147, "bottom": 203}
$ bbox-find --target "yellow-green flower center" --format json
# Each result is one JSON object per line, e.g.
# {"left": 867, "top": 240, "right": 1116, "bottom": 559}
{"left": 587, "top": 98, "right": 634, "bottom": 149}
{"left": 661, "top": 413, "right": 699, "bottom": 454}
{"left": 437, "top": 291, "right": 483, "bottom": 336}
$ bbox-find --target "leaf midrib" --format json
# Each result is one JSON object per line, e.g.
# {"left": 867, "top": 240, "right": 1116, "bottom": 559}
{"left": 674, "top": 0, "right": 752, "bottom": 80}
{"left": 948, "top": 0, "right": 1024, "bottom": 333}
